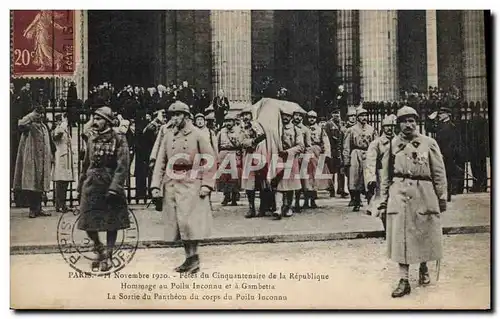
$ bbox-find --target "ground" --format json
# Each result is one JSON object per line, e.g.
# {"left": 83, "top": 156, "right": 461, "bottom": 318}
{"left": 11, "top": 233, "right": 490, "bottom": 309}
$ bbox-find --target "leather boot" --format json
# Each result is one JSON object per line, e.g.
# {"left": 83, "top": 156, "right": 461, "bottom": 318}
{"left": 310, "top": 191, "right": 318, "bottom": 208}
{"left": 174, "top": 254, "right": 200, "bottom": 273}
{"left": 352, "top": 191, "right": 360, "bottom": 211}
{"left": 221, "top": 193, "right": 230, "bottom": 206}
{"left": 230, "top": 191, "right": 238, "bottom": 206}
{"left": 347, "top": 191, "right": 355, "bottom": 207}
{"left": 245, "top": 191, "right": 256, "bottom": 218}
{"left": 419, "top": 264, "right": 431, "bottom": 285}
{"left": 391, "top": 279, "right": 411, "bottom": 298}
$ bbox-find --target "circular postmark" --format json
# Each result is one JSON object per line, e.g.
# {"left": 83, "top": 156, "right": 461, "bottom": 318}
{"left": 57, "top": 208, "right": 139, "bottom": 277}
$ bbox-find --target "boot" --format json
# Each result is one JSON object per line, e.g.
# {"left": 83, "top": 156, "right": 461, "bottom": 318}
{"left": 391, "top": 279, "right": 411, "bottom": 298}
{"left": 284, "top": 192, "right": 294, "bottom": 217}
{"left": 347, "top": 191, "right": 355, "bottom": 207}
{"left": 245, "top": 191, "right": 256, "bottom": 218}
{"left": 174, "top": 255, "right": 200, "bottom": 273}
{"left": 272, "top": 192, "right": 284, "bottom": 220}
{"left": 301, "top": 192, "right": 310, "bottom": 209}
{"left": 419, "top": 264, "right": 431, "bottom": 285}
{"left": 294, "top": 191, "right": 302, "bottom": 213}
{"left": 329, "top": 189, "right": 335, "bottom": 198}
{"left": 353, "top": 192, "right": 362, "bottom": 212}
{"left": 257, "top": 191, "right": 268, "bottom": 217}
{"left": 91, "top": 243, "right": 106, "bottom": 270}
{"left": 99, "top": 248, "right": 113, "bottom": 272}
{"left": 230, "top": 191, "right": 238, "bottom": 206}
{"left": 310, "top": 191, "right": 318, "bottom": 208}
{"left": 221, "top": 193, "right": 230, "bottom": 206}
{"left": 310, "top": 199, "right": 318, "bottom": 209}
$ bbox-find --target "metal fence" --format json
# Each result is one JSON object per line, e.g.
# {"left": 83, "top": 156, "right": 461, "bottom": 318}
{"left": 11, "top": 99, "right": 491, "bottom": 207}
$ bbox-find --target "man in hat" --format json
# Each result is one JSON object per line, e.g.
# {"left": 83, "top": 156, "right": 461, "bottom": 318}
{"left": 205, "top": 111, "right": 217, "bottom": 132}
{"left": 304, "top": 110, "right": 331, "bottom": 208}
{"left": 324, "top": 107, "right": 349, "bottom": 198}
{"left": 434, "top": 106, "right": 459, "bottom": 201}
{"left": 343, "top": 107, "right": 378, "bottom": 211}
{"left": 364, "top": 114, "right": 397, "bottom": 232}
{"left": 379, "top": 106, "right": 447, "bottom": 298}
{"left": 217, "top": 113, "right": 243, "bottom": 206}
{"left": 292, "top": 109, "right": 312, "bottom": 212}
{"left": 13, "top": 104, "right": 52, "bottom": 218}
{"left": 194, "top": 113, "right": 218, "bottom": 155}
{"left": 151, "top": 101, "right": 216, "bottom": 274}
{"left": 271, "top": 107, "right": 304, "bottom": 220}
{"left": 239, "top": 106, "right": 268, "bottom": 218}
{"left": 77, "top": 106, "right": 131, "bottom": 271}
{"left": 212, "top": 89, "right": 230, "bottom": 130}
{"left": 52, "top": 113, "right": 74, "bottom": 213}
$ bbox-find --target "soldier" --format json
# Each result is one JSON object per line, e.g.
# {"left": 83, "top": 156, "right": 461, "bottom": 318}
{"left": 77, "top": 106, "right": 130, "bottom": 271}
{"left": 150, "top": 101, "right": 216, "bottom": 274}
{"left": 324, "top": 108, "right": 349, "bottom": 198}
{"left": 217, "top": 113, "right": 243, "bottom": 206}
{"left": 304, "top": 110, "right": 331, "bottom": 208}
{"left": 239, "top": 106, "right": 267, "bottom": 218}
{"left": 271, "top": 108, "right": 304, "bottom": 220}
{"left": 292, "top": 109, "right": 312, "bottom": 212}
{"left": 193, "top": 113, "right": 218, "bottom": 155}
{"left": 364, "top": 114, "right": 397, "bottom": 232}
{"left": 434, "top": 106, "right": 460, "bottom": 202}
{"left": 379, "top": 106, "right": 447, "bottom": 298}
{"left": 343, "top": 107, "right": 378, "bottom": 212}
{"left": 343, "top": 107, "right": 357, "bottom": 205}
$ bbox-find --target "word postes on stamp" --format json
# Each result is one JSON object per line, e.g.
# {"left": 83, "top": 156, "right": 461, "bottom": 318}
{"left": 12, "top": 10, "right": 76, "bottom": 77}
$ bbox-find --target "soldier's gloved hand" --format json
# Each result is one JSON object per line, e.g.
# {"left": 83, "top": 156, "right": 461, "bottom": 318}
{"left": 199, "top": 186, "right": 211, "bottom": 198}
{"left": 151, "top": 188, "right": 161, "bottom": 198}
{"left": 367, "top": 181, "right": 377, "bottom": 194}
{"left": 278, "top": 151, "right": 288, "bottom": 159}
{"left": 377, "top": 201, "right": 387, "bottom": 214}
{"left": 439, "top": 199, "right": 447, "bottom": 213}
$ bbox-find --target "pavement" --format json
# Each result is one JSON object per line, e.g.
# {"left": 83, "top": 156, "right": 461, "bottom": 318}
{"left": 10, "top": 191, "right": 490, "bottom": 255}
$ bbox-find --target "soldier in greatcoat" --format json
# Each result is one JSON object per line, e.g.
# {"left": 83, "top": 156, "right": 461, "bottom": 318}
{"left": 303, "top": 110, "right": 331, "bottom": 208}
{"left": 52, "top": 113, "right": 74, "bottom": 213}
{"left": 379, "top": 106, "right": 447, "bottom": 298}
{"left": 324, "top": 107, "right": 349, "bottom": 198}
{"left": 13, "top": 105, "right": 53, "bottom": 218}
{"left": 343, "top": 107, "right": 378, "bottom": 211}
{"left": 342, "top": 107, "right": 357, "bottom": 204}
{"left": 77, "top": 106, "right": 130, "bottom": 271}
{"left": 292, "top": 109, "right": 312, "bottom": 212}
{"left": 364, "top": 114, "right": 397, "bottom": 232}
{"left": 151, "top": 101, "right": 216, "bottom": 274}
{"left": 271, "top": 108, "right": 304, "bottom": 220}
{"left": 217, "top": 113, "right": 243, "bottom": 206}
{"left": 239, "top": 107, "right": 268, "bottom": 218}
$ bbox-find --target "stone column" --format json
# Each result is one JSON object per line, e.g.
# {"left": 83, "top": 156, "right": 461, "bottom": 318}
{"left": 336, "top": 10, "right": 361, "bottom": 105}
{"left": 426, "top": 10, "right": 438, "bottom": 88}
{"left": 211, "top": 10, "right": 252, "bottom": 109}
{"left": 359, "top": 10, "right": 398, "bottom": 102}
{"left": 462, "top": 10, "right": 487, "bottom": 101}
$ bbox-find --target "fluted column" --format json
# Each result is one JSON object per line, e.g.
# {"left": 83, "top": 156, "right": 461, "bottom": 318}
{"left": 211, "top": 10, "right": 252, "bottom": 109}
{"left": 336, "top": 10, "right": 361, "bottom": 105}
{"left": 462, "top": 11, "right": 487, "bottom": 101}
{"left": 359, "top": 10, "right": 398, "bottom": 102}
{"left": 426, "top": 10, "right": 438, "bottom": 87}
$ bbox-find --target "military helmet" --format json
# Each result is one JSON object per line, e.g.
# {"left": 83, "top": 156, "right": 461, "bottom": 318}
{"left": 225, "top": 113, "right": 237, "bottom": 121}
{"left": 281, "top": 108, "right": 294, "bottom": 116}
{"left": 194, "top": 113, "right": 205, "bottom": 120}
{"left": 396, "top": 106, "right": 419, "bottom": 120}
{"left": 94, "top": 106, "right": 114, "bottom": 124}
{"left": 168, "top": 101, "right": 191, "bottom": 115}
{"left": 240, "top": 105, "right": 254, "bottom": 115}
{"left": 356, "top": 107, "right": 368, "bottom": 117}
{"left": 307, "top": 110, "right": 318, "bottom": 118}
{"left": 381, "top": 114, "right": 397, "bottom": 126}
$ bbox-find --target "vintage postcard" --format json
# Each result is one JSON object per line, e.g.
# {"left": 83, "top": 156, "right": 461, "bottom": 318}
{"left": 9, "top": 9, "right": 491, "bottom": 310}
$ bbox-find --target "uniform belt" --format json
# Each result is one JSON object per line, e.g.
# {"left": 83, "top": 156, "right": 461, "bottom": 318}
{"left": 393, "top": 174, "right": 432, "bottom": 181}
{"left": 171, "top": 164, "right": 193, "bottom": 171}
{"left": 351, "top": 147, "right": 367, "bottom": 151}
{"left": 220, "top": 146, "right": 240, "bottom": 151}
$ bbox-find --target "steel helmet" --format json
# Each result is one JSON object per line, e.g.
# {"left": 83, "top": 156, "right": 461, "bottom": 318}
{"left": 168, "top": 101, "right": 191, "bottom": 115}
{"left": 381, "top": 114, "right": 397, "bottom": 126}
{"left": 356, "top": 107, "right": 368, "bottom": 117}
{"left": 307, "top": 110, "right": 318, "bottom": 118}
{"left": 396, "top": 106, "right": 419, "bottom": 120}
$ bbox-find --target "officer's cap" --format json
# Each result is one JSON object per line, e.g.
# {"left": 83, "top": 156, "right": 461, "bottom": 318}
{"left": 168, "top": 101, "right": 191, "bottom": 115}
{"left": 307, "top": 110, "right": 318, "bottom": 118}
{"left": 94, "top": 106, "right": 114, "bottom": 124}
{"left": 396, "top": 106, "right": 419, "bottom": 120}
{"left": 347, "top": 108, "right": 357, "bottom": 117}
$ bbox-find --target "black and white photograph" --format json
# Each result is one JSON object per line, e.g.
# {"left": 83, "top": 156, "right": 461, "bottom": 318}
{"left": 8, "top": 8, "right": 491, "bottom": 309}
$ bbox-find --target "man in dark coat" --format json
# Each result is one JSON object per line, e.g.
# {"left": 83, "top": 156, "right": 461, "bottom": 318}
{"left": 469, "top": 109, "right": 489, "bottom": 192}
{"left": 335, "top": 85, "right": 348, "bottom": 120}
{"left": 212, "top": 89, "right": 230, "bottom": 130}
{"left": 323, "top": 107, "right": 348, "bottom": 198}
{"left": 77, "top": 106, "right": 130, "bottom": 272}
{"left": 197, "top": 89, "right": 211, "bottom": 115}
{"left": 178, "top": 81, "right": 194, "bottom": 108}
{"left": 434, "top": 106, "right": 460, "bottom": 202}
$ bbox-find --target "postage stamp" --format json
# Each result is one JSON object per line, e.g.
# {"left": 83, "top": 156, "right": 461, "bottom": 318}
{"left": 56, "top": 208, "right": 140, "bottom": 277}
{"left": 11, "top": 10, "right": 76, "bottom": 77}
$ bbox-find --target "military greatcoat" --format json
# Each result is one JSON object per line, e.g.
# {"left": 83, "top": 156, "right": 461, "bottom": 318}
{"left": 240, "top": 121, "right": 266, "bottom": 191}
{"left": 150, "top": 121, "right": 216, "bottom": 241}
{"left": 343, "top": 122, "right": 377, "bottom": 191}
{"left": 275, "top": 123, "right": 304, "bottom": 191}
{"left": 77, "top": 129, "right": 130, "bottom": 231}
{"left": 379, "top": 133, "right": 447, "bottom": 264}
{"left": 217, "top": 126, "right": 243, "bottom": 193}
{"left": 364, "top": 133, "right": 392, "bottom": 215}
{"left": 305, "top": 123, "right": 332, "bottom": 191}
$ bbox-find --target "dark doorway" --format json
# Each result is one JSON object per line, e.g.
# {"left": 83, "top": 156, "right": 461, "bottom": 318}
{"left": 88, "top": 11, "right": 158, "bottom": 90}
